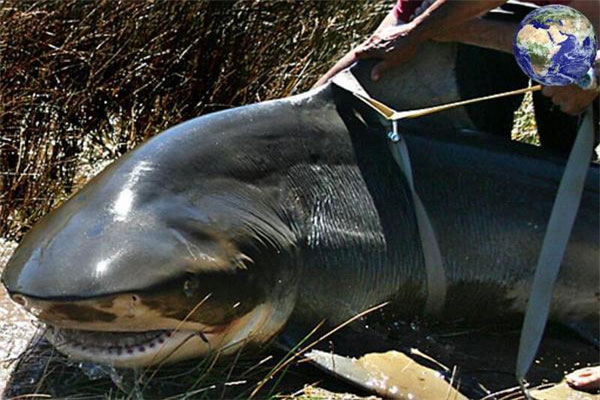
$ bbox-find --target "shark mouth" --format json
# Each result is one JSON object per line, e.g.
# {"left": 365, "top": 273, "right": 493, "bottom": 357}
{"left": 44, "top": 326, "right": 211, "bottom": 367}
{"left": 30, "top": 303, "right": 277, "bottom": 367}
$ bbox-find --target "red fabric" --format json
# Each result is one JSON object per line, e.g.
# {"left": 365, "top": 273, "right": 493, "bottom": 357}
{"left": 393, "top": 0, "right": 572, "bottom": 23}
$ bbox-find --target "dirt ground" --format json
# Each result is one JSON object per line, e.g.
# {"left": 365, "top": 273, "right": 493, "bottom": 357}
{"left": 0, "top": 241, "right": 39, "bottom": 396}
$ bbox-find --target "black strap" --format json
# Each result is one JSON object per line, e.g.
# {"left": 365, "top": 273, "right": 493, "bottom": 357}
{"left": 331, "top": 71, "right": 448, "bottom": 315}
{"left": 388, "top": 123, "right": 447, "bottom": 314}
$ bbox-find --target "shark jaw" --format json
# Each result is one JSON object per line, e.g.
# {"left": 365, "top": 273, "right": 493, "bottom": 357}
{"left": 33, "top": 301, "right": 282, "bottom": 368}
{"left": 45, "top": 328, "right": 210, "bottom": 368}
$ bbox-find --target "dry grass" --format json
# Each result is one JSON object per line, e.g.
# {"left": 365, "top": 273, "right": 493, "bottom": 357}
{"left": 0, "top": 0, "right": 389, "bottom": 240}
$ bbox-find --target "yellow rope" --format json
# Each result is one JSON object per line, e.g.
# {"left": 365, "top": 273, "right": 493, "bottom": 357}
{"left": 354, "top": 85, "right": 542, "bottom": 121}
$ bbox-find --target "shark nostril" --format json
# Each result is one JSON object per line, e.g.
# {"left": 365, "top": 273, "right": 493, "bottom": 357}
{"left": 12, "top": 294, "right": 27, "bottom": 307}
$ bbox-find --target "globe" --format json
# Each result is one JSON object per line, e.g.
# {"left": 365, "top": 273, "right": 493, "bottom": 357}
{"left": 513, "top": 5, "right": 597, "bottom": 87}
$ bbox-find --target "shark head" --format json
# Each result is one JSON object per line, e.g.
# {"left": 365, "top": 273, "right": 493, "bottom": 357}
{"left": 1, "top": 112, "right": 301, "bottom": 367}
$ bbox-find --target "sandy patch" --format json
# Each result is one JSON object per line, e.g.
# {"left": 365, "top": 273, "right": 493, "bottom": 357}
{"left": 0, "top": 240, "right": 40, "bottom": 395}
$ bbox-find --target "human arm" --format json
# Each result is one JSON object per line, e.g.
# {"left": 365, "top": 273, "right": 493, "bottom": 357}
{"left": 356, "top": 0, "right": 506, "bottom": 80}
{"left": 314, "top": 0, "right": 506, "bottom": 87}
{"left": 312, "top": 11, "right": 399, "bottom": 88}
{"left": 432, "top": 18, "right": 516, "bottom": 53}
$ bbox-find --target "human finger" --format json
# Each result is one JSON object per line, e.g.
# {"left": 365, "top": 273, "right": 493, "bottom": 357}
{"left": 552, "top": 95, "right": 571, "bottom": 113}
{"left": 541, "top": 86, "right": 556, "bottom": 97}
{"left": 558, "top": 99, "right": 582, "bottom": 115}
{"left": 559, "top": 103, "right": 578, "bottom": 115}
{"left": 357, "top": 33, "right": 385, "bottom": 51}
{"left": 560, "top": 100, "right": 589, "bottom": 116}
{"left": 355, "top": 44, "right": 386, "bottom": 59}
{"left": 551, "top": 85, "right": 596, "bottom": 115}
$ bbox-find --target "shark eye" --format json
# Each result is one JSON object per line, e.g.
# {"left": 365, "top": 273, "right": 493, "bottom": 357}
{"left": 131, "top": 294, "right": 141, "bottom": 303}
{"left": 183, "top": 274, "right": 202, "bottom": 298}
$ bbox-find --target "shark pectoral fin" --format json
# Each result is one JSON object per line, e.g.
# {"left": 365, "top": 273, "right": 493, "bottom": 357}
{"left": 305, "top": 349, "right": 468, "bottom": 400}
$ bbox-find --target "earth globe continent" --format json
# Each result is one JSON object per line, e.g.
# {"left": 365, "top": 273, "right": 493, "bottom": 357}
{"left": 513, "top": 5, "right": 597, "bottom": 86}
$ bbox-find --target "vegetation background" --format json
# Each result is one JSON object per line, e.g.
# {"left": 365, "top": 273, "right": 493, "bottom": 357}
{"left": 0, "top": 0, "right": 395, "bottom": 240}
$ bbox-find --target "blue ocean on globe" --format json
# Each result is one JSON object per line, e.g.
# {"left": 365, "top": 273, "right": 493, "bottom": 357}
{"left": 513, "top": 5, "right": 597, "bottom": 86}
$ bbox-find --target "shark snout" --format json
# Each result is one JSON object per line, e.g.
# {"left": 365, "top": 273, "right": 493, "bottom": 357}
{"left": 8, "top": 292, "right": 158, "bottom": 331}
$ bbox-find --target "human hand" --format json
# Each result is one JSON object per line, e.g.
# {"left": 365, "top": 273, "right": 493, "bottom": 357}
{"left": 542, "top": 52, "right": 599, "bottom": 115}
{"left": 541, "top": 84, "right": 598, "bottom": 116}
{"left": 355, "top": 23, "right": 420, "bottom": 81}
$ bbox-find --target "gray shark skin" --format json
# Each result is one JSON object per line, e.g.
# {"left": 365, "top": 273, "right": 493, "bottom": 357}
{"left": 1, "top": 42, "right": 598, "bottom": 368}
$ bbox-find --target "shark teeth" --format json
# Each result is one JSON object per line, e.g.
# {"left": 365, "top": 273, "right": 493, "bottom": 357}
{"left": 46, "top": 326, "right": 174, "bottom": 355}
